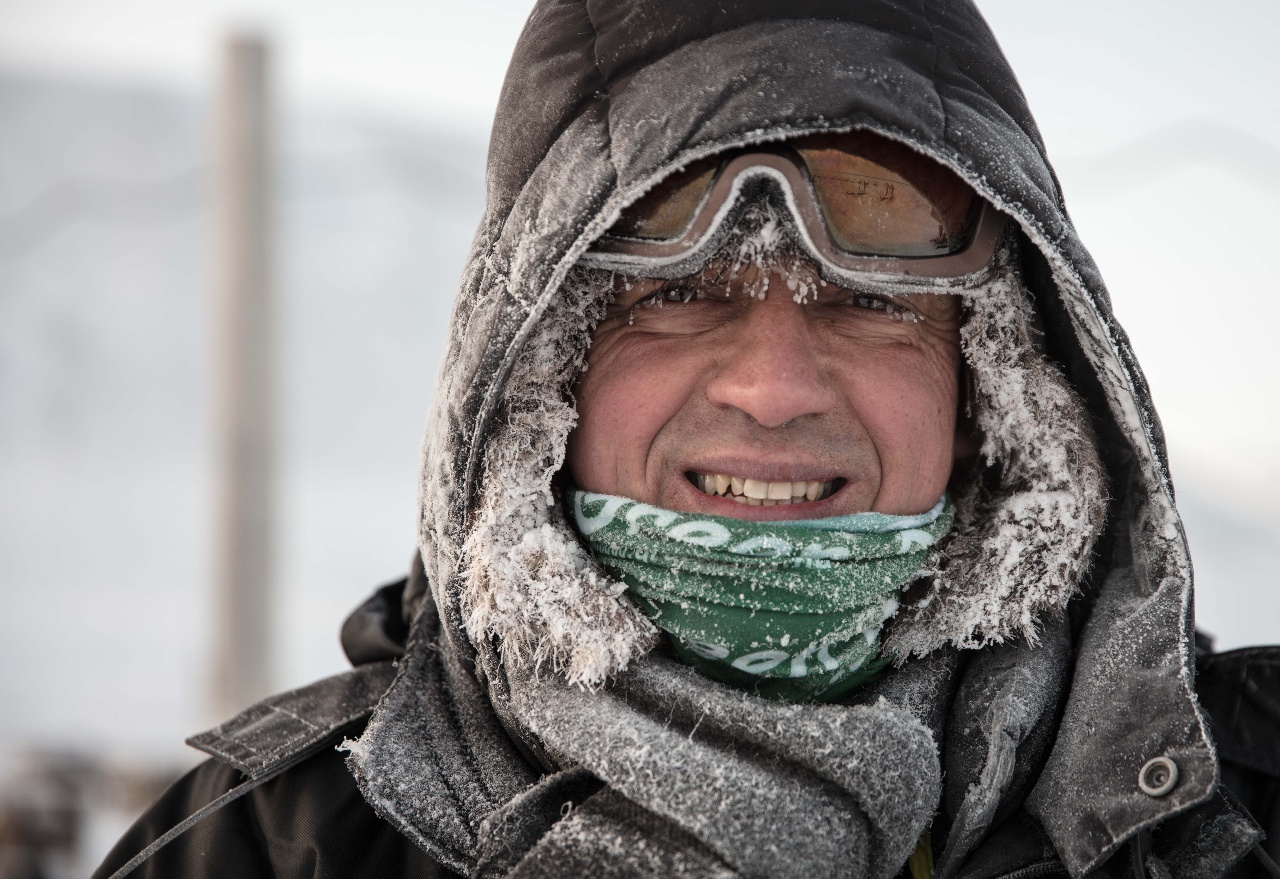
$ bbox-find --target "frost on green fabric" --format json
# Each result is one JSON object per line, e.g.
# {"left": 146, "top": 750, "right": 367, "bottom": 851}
{"left": 572, "top": 490, "right": 953, "bottom": 701}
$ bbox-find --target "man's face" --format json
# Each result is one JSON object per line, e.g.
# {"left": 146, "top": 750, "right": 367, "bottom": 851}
{"left": 566, "top": 260, "right": 964, "bottom": 519}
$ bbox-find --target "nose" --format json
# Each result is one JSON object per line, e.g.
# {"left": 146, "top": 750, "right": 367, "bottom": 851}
{"left": 704, "top": 283, "right": 840, "bottom": 428}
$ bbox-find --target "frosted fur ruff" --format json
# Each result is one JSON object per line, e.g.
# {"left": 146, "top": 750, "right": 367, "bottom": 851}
{"left": 459, "top": 267, "right": 659, "bottom": 686}
{"left": 460, "top": 228, "right": 1106, "bottom": 686}
{"left": 885, "top": 249, "right": 1108, "bottom": 659}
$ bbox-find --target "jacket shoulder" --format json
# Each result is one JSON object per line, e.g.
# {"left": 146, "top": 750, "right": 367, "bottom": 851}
{"left": 93, "top": 728, "right": 449, "bottom": 878}
{"left": 186, "top": 660, "right": 397, "bottom": 779}
{"left": 94, "top": 661, "right": 452, "bottom": 879}
{"left": 1195, "top": 645, "right": 1280, "bottom": 869}
{"left": 1196, "top": 645, "right": 1280, "bottom": 777}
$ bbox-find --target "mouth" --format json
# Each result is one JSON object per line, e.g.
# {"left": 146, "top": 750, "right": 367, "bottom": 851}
{"left": 686, "top": 471, "right": 843, "bottom": 506}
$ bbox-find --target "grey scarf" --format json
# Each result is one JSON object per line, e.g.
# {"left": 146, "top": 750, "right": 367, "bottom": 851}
{"left": 349, "top": 585, "right": 1075, "bottom": 879}
{"left": 498, "top": 654, "right": 941, "bottom": 879}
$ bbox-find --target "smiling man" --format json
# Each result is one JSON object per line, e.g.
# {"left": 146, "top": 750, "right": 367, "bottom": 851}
{"left": 568, "top": 265, "right": 963, "bottom": 521}
{"left": 556, "top": 135, "right": 997, "bottom": 703}
{"left": 98, "top": 3, "right": 1280, "bottom": 879}
{"left": 567, "top": 137, "right": 975, "bottom": 526}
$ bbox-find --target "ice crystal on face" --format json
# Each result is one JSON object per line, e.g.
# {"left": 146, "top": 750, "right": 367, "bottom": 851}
{"left": 729, "top": 200, "right": 785, "bottom": 284}
{"left": 461, "top": 212, "right": 1106, "bottom": 686}
{"left": 688, "top": 199, "right": 830, "bottom": 304}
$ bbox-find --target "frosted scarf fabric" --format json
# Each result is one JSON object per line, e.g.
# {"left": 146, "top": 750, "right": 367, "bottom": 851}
{"left": 571, "top": 490, "right": 953, "bottom": 702}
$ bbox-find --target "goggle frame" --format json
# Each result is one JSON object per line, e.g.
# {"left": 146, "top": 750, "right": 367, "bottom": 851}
{"left": 582, "top": 149, "right": 1004, "bottom": 287}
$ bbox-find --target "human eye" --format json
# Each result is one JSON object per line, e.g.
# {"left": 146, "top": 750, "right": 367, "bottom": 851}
{"left": 841, "top": 291, "right": 924, "bottom": 323}
{"left": 641, "top": 284, "right": 711, "bottom": 307}
{"left": 606, "top": 276, "right": 739, "bottom": 334}
{"left": 661, "top": 285, "right": 700, "bottom": 303}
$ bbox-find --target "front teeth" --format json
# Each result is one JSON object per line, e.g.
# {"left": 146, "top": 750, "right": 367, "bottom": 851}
{"left": 693, "top": 473, "right": 836, "bottom": 505}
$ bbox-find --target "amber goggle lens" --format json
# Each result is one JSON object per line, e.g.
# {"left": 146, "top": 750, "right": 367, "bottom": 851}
{"left": 607, "top": 160, "right": 719, "bottom": 241}
{"left": 604, "top": 133, "right": 978, "bottom": 258}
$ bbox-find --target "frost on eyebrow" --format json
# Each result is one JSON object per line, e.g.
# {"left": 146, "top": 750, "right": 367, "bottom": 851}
{"left": 602, "top": 200, "right": 965, "bottom": 335}
{"left": 713, "top": 199, "right": 826, "bottom": 305}
{"left": 613, "top": 200, "right": 832, "bottom": 310}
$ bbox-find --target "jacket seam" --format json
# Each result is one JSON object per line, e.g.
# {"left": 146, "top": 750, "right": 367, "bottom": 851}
{"left": 918, "top": 0, "right": 949, "bottom": 148}
{"left": 206, "top": 705, "right": 325, "bottom": 766}
{"left": 582, "top": 0, "right": 617, "bottom": 184}
{"left": 441, "top": 658, "right": 503, "bottom": 831}
{"left": 597, "top": 14, "right": 941, "bottom": 87}
{"left": 414, "top": 659, "right": 482, "bottom": 851}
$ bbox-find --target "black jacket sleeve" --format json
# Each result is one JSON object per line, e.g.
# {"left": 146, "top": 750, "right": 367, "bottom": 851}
{"left": 92, "top": 742, "right": 450, "bottom": 879}
{"left": 1196, "top": 646, "right": 1280, "bottom": 870}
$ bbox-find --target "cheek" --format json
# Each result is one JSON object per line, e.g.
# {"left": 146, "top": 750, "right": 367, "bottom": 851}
{"left": 833, "top": 342, "right": 959, "bottom": 511}
{"left": 567, "top": 333, "right": 703, "bottom": 498}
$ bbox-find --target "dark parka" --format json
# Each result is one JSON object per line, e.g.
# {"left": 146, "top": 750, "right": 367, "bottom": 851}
{"left": 97, "top": 2, "right": 1280, "bottom": 878}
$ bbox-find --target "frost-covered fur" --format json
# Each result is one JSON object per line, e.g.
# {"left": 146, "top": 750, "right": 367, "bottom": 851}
{"left": 463, "top": 211, "right": 1106, "bottom": 686}
{"left": 461, "top": 268, "right": 658, "bottom": 686}
{"left": 885, "top": 249, "right": 1109, "bottom": 659}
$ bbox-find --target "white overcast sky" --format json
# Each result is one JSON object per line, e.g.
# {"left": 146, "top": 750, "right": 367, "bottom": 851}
{"left": 2, "top": 0, "right": 1279, "bottom": 515}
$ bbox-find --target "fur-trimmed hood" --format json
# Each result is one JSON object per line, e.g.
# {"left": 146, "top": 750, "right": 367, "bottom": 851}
{"left": 366, "top": 3, "right": 1218, "bottom": 876}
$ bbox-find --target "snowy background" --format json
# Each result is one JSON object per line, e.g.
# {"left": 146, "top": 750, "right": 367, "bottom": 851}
{"left": 0, "top": 0, "right": 1278, "bottom": 872}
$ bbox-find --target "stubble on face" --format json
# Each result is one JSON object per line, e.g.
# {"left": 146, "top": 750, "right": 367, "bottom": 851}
{"left": 566, "top": 259, "right": 963, "bottom": 520}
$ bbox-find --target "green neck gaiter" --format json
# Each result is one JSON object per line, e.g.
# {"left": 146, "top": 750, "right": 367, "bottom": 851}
{"left": 571, "top": 490, "right": 954, "bottom": 703}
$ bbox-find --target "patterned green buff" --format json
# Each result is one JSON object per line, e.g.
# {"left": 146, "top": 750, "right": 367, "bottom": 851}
{"left": 571, "top": 490, "right": 954, "bottom": 702}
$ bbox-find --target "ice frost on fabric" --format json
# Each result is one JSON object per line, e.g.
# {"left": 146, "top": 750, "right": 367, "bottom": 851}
{"left": 885, "top": 245, "right": 1108, "bottom": 659}
{"left": 465, "top": 204, "right": 1106, "bottom": 687}
{"left": 505, "top": 787, "right": 737, "bottom": 879}
{"left": 460, "top": 205, "right": 820, "bottom": 688}
{"left": 345, "top": 605, "right": 541, "bottom": 875}
{"left": 505, "top": 654, "right": 940, "bottom": 879}
{"left": 934, "top": 616, "right": 1072, "bottom": 879}
{"left": 462, "top": 267, "right": 658, "bottom": 687}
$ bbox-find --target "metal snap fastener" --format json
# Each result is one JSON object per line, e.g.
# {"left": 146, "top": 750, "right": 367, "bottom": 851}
{"left": 1139, "top": 756, "right": 1179, "bottom": 796}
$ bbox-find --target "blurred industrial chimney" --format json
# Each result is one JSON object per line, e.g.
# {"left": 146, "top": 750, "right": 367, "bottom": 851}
{"left": 213, "top": 33, "right": 275, "bottom": 718}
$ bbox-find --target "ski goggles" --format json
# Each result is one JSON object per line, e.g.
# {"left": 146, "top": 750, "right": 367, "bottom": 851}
{"left": 581, "top": 132, "right": 1003, "bottom": 285}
